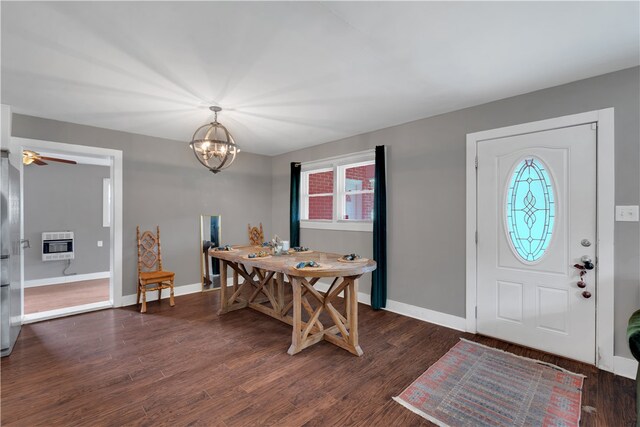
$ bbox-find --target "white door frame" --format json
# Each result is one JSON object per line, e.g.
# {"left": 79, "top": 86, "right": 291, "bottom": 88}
{"left": 466, "top": 108, "right": 615, "bottom": 372}
{"left": 11, "top": 137, "right": 123, "bottom": 320}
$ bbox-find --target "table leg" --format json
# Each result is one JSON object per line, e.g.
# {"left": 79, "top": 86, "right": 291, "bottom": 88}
{"left": 233, "top": 269, "right": 238, "bottom": 293}
{"left": 204, "top": 252, "right": 211, "bottom": 287}
{"left": 347, "top": 278, "right": 363, "bottom": 356}
{"left": 218, "top": 260, "right": 228, "bottom": 315}
{"left": 345, "top": 284, "right": 351, "bottom": 321}
{"left": 287, "top": 277, "right": 302, "bottom": 355}
{"left": 276, "top": 272, "right": 285, "bottom": 312}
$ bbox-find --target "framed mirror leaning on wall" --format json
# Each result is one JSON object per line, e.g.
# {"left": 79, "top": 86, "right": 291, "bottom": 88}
{"left": 200, "top": 215, "right": 221, "bottom": 292}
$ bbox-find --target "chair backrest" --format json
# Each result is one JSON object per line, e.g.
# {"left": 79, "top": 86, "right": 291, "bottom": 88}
{"left": 248, "top": 223, "right": 264, "bottom": 246}
{"left": 137, "top": 225, "right": 164, "bottom": 274}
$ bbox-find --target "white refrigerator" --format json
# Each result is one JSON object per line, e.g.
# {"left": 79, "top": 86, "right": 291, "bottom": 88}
{"left": 1, "top": 149, "right": 22, "bottom": 356}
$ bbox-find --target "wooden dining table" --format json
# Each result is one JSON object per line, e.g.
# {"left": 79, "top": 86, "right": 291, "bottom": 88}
{"left": 209, "top": 246, "right": 377, "bottom": 356}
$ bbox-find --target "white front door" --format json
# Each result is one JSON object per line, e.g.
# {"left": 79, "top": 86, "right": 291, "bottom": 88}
{"left": 476, "top": 123, "right": 596, "bottom": 364}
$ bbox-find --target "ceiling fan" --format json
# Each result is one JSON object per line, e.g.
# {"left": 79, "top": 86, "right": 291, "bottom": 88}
{"left": 22, "top": 150, "right": 77, "bottom": 166}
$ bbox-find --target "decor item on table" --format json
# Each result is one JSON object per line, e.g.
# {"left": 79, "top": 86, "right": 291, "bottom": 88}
{"left": 245, "top": 251, "right": 270, "bottom": 259}
{"left": 136, "top": 226, "right": 175, "bottom": 313}
{"left": 269, "top": 234, "right": 288, "bottom": 255}
{"left": 295, "top": 260, "right": 320, "bottom": 269}
{"left": 188, "top": 106, "right": 240, "bottom": 174}
{"left": 372, "top": 145, "right": 387, "bottom": 309}
{"left": 290, "top": 162, "right": 301, "bottom": 247}
{"left": 291, "top": 246, "right": 311, "bottom": 253}
{"left": 393, "top": 339, "right": 585, "bottom": 427}
{"left": 215, "top": 244, "right": 236, "bottom": 252}
{"left": 339, "top": 253, "right": 368, "bottom": 263}
{"left": 248, "top": 223, "right": 264, "bottom": 246}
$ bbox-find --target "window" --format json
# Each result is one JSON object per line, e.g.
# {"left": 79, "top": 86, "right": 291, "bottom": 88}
{"left": 307, "top": 169, "right": 334, "bottom": 220}
{"left": 341, "top": 162, "right": 375, "bottom": 220}
{"left": 301, "top": 150, "right": 375, "bottom": 232}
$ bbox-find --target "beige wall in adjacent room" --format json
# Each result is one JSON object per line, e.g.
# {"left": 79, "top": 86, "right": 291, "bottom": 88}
{"left": 23, "top": 163, "right": 111, "bottom": 280}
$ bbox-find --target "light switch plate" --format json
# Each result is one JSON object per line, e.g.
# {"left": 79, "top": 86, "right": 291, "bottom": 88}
{"left": 615, "top": 205, "right": 639, "bottom": 222}
{"left": 97, "top": 240, "right": 103, "bottom": 247}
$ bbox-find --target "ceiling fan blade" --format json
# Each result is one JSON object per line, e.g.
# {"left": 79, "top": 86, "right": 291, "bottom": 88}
{"left": 33, "top": 159, "right": 48, "bottom": 166}
{"left": 39, "top": 157, "right": 77, "bottom": 165}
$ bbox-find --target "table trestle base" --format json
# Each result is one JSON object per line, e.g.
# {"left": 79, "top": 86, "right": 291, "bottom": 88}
{"left": 217, "top": 259, "right": 363, "bottom": 356}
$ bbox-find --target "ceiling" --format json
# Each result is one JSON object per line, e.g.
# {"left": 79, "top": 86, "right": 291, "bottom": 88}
{"left": 2, "top": 2, "right": 638, "bottom": 156}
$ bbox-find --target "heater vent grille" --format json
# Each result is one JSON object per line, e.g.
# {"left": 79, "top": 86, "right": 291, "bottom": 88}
{"left": 42, "top": 231, "right": 75, "bottom": 262}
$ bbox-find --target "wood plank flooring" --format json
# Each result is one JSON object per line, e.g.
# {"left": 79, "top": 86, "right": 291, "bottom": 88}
{"left": 1, "top": 291, "right": 635, "bottom": 426}
{"left": 24, "top": 278, "right": 110, "bottom": 314}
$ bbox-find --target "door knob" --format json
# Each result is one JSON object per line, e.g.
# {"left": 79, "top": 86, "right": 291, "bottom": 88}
{"left": 577, "top": 281, "right": 586, "bottom": 288}
{"left": 582, "top": 291, "right": 592, "bottom": 299}
{"left": 574, "top": 258, "right": 594, "bottom": 271}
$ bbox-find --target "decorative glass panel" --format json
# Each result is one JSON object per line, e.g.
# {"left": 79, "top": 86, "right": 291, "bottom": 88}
{"left": 506, "top": 157, "right": 555, "bottom": 262}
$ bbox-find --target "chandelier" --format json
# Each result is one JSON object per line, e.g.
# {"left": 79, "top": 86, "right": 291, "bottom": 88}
{"left": 189, "top": 106, "right": 240, "bottom": 174}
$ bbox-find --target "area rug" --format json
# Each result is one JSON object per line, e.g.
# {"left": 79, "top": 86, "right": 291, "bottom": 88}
{"left": 393, "top": 339, "right": 585, "bottom": 427}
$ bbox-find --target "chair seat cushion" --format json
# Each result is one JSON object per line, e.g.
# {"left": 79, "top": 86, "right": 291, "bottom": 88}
{"left": 140, "top": 270, "right": 175, "bottom": 282}
{"left": 627, "top": 309, "right": 640, "bottom": 362}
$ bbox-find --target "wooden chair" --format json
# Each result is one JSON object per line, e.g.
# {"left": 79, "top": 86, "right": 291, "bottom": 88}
{"left": 137, "top": 226, "right": 175, "bottom": 313}
{"left": 248, "top": 223, "right": 264, "bottom": 246}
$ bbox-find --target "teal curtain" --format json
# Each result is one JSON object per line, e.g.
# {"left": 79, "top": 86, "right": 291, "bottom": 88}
{"left": 372, "top": 145, "right": 387, "bottom": 309}
{"left": 290, "top": 162, "right": 301, "bottom": 247}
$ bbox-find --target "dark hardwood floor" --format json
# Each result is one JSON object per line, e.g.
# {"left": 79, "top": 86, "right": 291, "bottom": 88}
{"left": 1, "top": 291, "right": 635, "bottom": 426}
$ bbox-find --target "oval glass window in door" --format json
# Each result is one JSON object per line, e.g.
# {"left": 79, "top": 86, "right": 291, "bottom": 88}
{"left": 505, "top": 157, "right": 555, "bottom": 262}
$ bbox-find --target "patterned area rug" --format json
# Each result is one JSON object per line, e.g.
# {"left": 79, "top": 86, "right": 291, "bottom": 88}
{"left": 393, "top": 339, "right": 585, "bottom": 427}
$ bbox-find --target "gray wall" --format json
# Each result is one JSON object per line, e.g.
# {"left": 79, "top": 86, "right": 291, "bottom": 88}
{"left": 271, "top": 66, "right": 640, "bottom": 358}
{"left": 24, "top": 163, "right": 110, "bottom": 280}
{"left": 12, "top": 115, "right": 273, "bottom": 296}
{"left": 11, "top": 67, "right": 639, "bottom": 358}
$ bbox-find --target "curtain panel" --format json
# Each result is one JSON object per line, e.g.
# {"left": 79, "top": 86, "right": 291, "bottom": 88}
{"left": 372, "top": 145, "right": 387, "bottom": 309}
{"left": 290, "top": 162, "right": 301, "bottom": 248}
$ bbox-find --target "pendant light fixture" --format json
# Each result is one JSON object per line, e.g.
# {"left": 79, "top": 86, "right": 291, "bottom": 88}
{"left": 189, "top": 106, "right": 240, "bottom": 174}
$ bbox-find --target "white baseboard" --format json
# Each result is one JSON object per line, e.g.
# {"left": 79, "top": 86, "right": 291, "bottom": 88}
{"left": 122, "top": 276, "right": 467, "bottom": 333}
{"left": 313, "top": 280, "right": 467, "bottom": 332}
{"left": 24, "top": 271, "right": 110, "bottom": 288}
{"left": 22, "top": 300, "right": 113, "bottom": 324}
{"left": 120, "top": 282, "right": 203, "bottom": 307}
{"left": 384, "top": 299, "right": 467, "bottom": 331}
{"left": 614, "top": 355, "right": 638, "bottom": 380}
{"left": 120, "top": 277, "right": 240, "bottom": 307}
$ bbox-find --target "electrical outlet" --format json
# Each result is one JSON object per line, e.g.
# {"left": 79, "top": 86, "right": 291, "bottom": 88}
{"left": 97, "top": 240, "right": 103, "bottom": 247}
{"left": 615, "top": 206, "right": 639, "bottom": 222}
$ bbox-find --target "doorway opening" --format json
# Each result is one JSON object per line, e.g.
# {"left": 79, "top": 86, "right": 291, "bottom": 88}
{"left": 13, "top": 137, "right": 122, "bottom": 323}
